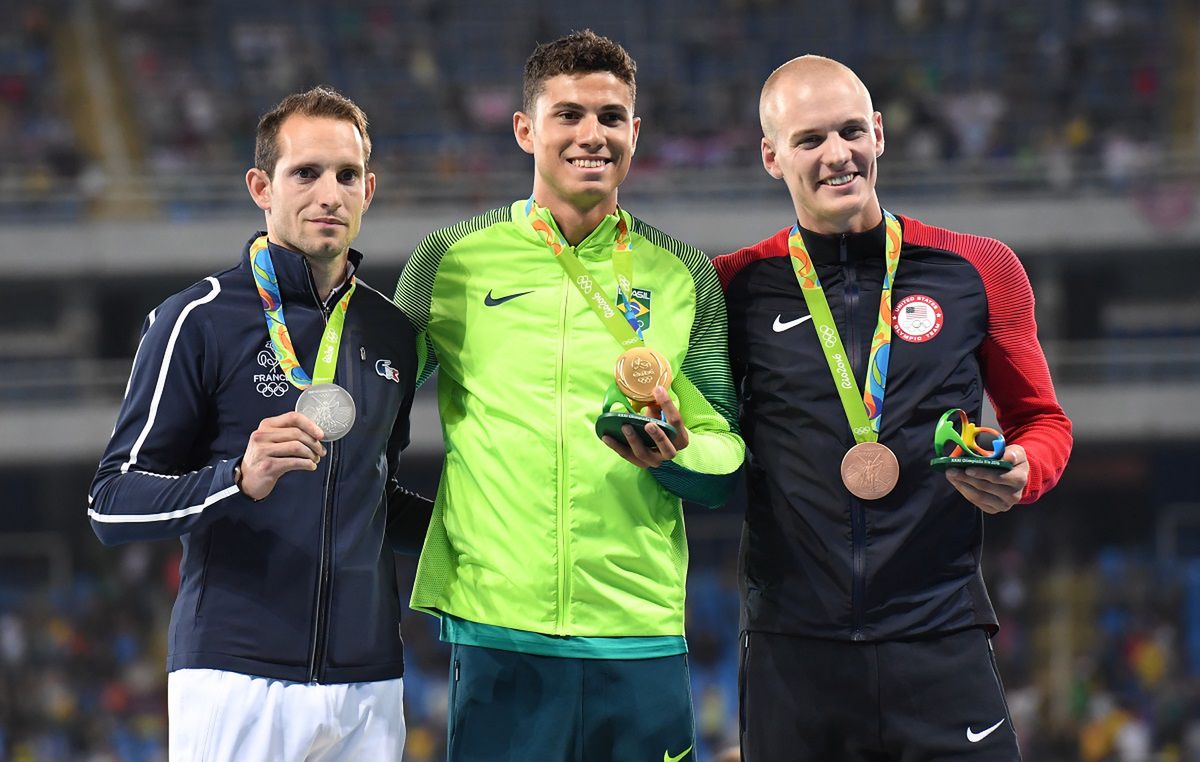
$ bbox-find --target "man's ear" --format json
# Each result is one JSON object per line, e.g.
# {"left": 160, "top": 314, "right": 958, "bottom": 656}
{"left": 514, "top": 111, "right": 535, "bottom": 155}
{"left": 362, "top": 172, "right": 377, "bottom": 212}
{"left": 246, "top": 167, "right": 271, "bottom": 211}
{"left": 873, "top": 111, "right": 885, "bottom": 158}
{"left": 762, "top": 137, "right": 784, "bottom": 180}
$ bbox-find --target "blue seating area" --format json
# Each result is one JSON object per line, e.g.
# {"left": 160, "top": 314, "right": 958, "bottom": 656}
{"left": 0, "top": 1, "right": 1176, "bottom": 220}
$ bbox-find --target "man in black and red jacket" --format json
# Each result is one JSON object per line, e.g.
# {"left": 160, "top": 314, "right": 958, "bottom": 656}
{"left": 714, "top": 56, "right": 1072, "bottom": 761}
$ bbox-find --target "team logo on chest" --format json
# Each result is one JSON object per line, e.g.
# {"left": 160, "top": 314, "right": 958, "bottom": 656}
{"left": 253, "top": 339, "right": 291, "bottom": 397}
{"left": 616, "top": 287, "right": 652, "bottom": 332}
{"left": 376, "top": 358, "right": 401, "bottom": 383}
{"left": 892, "top": 294, "right": 944, "bottom": 343}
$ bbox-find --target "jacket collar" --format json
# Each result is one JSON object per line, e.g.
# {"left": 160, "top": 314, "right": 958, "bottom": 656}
{"left": 793, "top": 214, "right": 891, "bottom": 266}
{"left": 241, "top": 231, "right": 362, "bottom": 307}
{"left": 513, "top": 199, "right": 632, "bottom": 262}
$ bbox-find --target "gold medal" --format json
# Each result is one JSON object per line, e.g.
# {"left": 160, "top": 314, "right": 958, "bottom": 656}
{"left": 614, "top": 347, "right": 671, "bottom": 406}
{"left": 840, "top": 442, "right": 900, "bottom": 500}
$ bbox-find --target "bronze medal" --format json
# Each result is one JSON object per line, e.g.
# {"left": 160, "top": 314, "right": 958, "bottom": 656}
{"left": 840, "top": 441, "right": 900, "bottom": 500}
{"left": 614, "top": 347, "right": 672, "bottom": 405}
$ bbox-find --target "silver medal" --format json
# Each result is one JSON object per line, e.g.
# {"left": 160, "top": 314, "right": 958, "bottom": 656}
{"left": 295, "top": 383, "right": 356, "bottom": 442}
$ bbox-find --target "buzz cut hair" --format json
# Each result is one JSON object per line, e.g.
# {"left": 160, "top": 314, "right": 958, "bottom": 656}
{"left": 521, "top": 29, "right": 637, "bottom": 114}
{"left": 254, "top": 86, "right": 371, "bottom": 177}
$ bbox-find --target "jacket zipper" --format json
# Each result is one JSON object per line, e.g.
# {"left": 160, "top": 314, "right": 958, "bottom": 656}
{"left": 554, "top": 262, "right": 571, "bottom": 633}
{"left": 842, "top": 235, "right": 867, "bottom": 641}
{"left": 309, "top": 440, "right": 338, "bottom": 681}
{"left": 842, "top": 235, "right": 861, "bottom": 375}
{"left": 306, "top": 267, "right": 340, "bottom": 682}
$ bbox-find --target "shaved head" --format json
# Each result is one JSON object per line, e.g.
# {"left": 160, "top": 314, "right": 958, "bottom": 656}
{"left": 760, "top": 55, "right": 874, "bottom": 143}
{"left": 756, "top": 55, "right": 885, "bottom": 234}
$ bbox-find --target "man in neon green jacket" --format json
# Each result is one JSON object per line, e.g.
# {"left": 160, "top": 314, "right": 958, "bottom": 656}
{"left": 394, "top": 30, "right": 744, "bottom": 761}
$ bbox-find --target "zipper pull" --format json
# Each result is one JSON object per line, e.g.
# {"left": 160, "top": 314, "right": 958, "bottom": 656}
{"left": 360, "top": 346, "right": 366, "bottom": 361}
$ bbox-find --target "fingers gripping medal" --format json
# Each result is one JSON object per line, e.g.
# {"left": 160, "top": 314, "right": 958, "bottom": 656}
{"left": 595, "top": 347, "right": 677, "bottom": 448}
{"left": 250, "top": 236, "right": 357, "bottom": 442}
{"left": 929, "top": 408, "right": 1012, "bottom": 471}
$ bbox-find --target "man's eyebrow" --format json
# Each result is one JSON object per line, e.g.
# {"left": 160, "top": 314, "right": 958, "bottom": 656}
{"left": 279, "top": 158, "right": 366, "bottom": 172}
{"left": 784, "top": 125, "right": 820, "bottom": 142}
{"left": 548, "top": 100, "right": 630, "bottom": 115}
{"left": 785, "top": 118, "right": 869, "bottom": 140}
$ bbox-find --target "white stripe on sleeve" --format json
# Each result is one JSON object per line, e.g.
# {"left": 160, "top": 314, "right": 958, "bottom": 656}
{"left": 121, "top": 278, "right": 221, "bottom": 474}
{"left": 88, "top": 483, "right": 240, "bottom": 524}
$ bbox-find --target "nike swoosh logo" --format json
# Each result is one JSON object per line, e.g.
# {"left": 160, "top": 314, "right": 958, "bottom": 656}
{"left": 966, "top": 718, "right": 1005, "bottom": 743}
{"left": 772, "top": 314, "right": 813, "bottom": 332}
{"left": 663, "top": 746, "right": 692, "bottom": 762}
{"left": 484, "top": 289, "right": 533, "bottom": 307}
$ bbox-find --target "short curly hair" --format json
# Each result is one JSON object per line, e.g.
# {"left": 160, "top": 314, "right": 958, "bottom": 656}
{"left": 522, "top": 29, "right": 637, "bottom": 114}
{"left": 254, "top": 86, "right": 371, "bottom": 177}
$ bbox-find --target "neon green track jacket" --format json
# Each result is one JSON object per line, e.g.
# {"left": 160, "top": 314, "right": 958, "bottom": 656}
{"left": 394, "top": 201, "right": 744, "bottom": 638}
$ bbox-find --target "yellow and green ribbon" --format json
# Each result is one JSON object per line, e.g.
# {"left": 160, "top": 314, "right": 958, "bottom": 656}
{"left": 787, "top": 212, "right": 902, "bottom": 442}
{"left": 249, "top": 235, "right": 355, "bottom": 389}
{"left": 525, "top": 198, "right": 644, "bottom": 349}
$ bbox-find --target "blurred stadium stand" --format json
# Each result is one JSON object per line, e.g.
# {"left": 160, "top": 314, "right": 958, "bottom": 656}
{"left": 2, "top": 0, "right": 1200, "bottom": 760}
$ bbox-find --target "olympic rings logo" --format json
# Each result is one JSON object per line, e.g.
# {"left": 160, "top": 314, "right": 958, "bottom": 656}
{"left": 818, "top": 324, "right": 838, "bottom": 348}
{"left": 577, "top": 275, "right": 593, "bottom": 292}
{"left": 256, "top": 381, "right": 290, "bottom": 397}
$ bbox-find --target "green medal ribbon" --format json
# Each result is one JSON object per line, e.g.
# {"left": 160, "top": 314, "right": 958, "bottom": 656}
{"left": 525, "top": 198, "right": 644, "bottom": 349}
{"left": 787, "top": 212, "right": 902, "bottom": 443}
{"left": 249, "top": 235, "right": 356, "bottom": 389}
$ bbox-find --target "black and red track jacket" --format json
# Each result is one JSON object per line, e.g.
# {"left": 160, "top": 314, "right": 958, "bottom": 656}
{"left": 714, "top": 213, "right": 1072, "bottom": 641}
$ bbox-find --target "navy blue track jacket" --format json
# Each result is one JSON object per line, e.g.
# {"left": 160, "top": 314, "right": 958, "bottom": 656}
{"left": 89, "top": 233, "right": 430, "bottom": 684}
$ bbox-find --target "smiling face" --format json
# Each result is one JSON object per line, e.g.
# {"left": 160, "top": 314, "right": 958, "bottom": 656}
{"left": 760, "top": 58, "right": 884, "bottom": 234}
{"left": 514, "top": 71, "right": 640, "bottom": 218}
{"left": 245, "top": 114, "right": 375, "bottom": 264}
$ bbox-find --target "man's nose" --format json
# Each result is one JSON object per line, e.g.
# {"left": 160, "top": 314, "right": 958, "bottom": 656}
{"left": 576, "top": 114, "right": 604, "bottom": 146}
{"left": 824, "top": 134, "right": 852, "bottom": 166}
{"left": 316, "top": 172, "right": 342, "bottom": 208}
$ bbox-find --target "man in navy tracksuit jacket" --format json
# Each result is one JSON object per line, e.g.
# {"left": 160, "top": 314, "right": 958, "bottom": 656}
{"left": 714, "top": 57, "right": 1072, "bottom": 761}
{"left": 88, "top": 87, "right": 429, "bottom": 760}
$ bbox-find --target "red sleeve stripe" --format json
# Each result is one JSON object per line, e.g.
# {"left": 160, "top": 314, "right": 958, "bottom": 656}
{"left": 714, "top": 227, "right": 791, "bottom": 291}
{"left": 902, "top": 216, "right": 1073, "bottom": 503}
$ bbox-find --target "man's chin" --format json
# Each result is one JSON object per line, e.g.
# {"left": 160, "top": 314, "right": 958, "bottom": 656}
{"left": 565, "top": 184, "right": 619, "bottom": 208}
{"left": 823, "top": 194, "right": 872, "bottom": 218}
{"left": 301, "top": 239, "right": 346, "bottom": 260}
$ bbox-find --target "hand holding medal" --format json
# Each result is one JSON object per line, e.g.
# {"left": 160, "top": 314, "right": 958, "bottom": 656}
{"left": 237, "top": 412, "right": 327, "bottom": 501}
{"left": 595, "top": 347, "right": 679, "bottom": 449}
